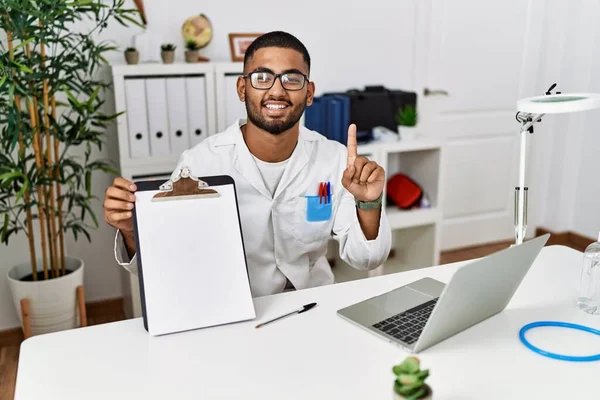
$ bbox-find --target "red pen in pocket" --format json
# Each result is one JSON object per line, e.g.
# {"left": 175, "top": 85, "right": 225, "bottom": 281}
{"left": 319, "top": 182, "right": 325, "bottom": 204}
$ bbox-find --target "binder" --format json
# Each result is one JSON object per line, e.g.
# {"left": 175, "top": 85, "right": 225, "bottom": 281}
{"left": 124, "top": 78, "right": 150, "bottom": 158}
{"left": 132, "top": 166, "right": 256, "bottom": 336}
{"left": 333, "top": 95, "right": 350, "bottom": 145}
{"left": 304, "top": 97, "right": 325, "bottom": 134}
{"left": 145, "top": 78, "right": 171, "bottom": 157}
{"left": 327, "top": 97, "right": 342, "bottom": 143}
{"left": 185, "top": 76, "right": 208, "bottom": 147}
{"left": 166, "top": 78, "right": 190, "bottom": 156}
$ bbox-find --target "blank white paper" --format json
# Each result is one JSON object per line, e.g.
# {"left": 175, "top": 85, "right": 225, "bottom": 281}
{"left": 134, "top": 184, "right": 255, "bottom": 336}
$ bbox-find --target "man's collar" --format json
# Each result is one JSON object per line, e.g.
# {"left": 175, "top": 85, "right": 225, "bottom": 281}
{"left": 212, "top": 118, "right": 320, "bottom": 147}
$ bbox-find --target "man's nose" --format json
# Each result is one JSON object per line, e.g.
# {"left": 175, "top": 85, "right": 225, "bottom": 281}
{"left": 268, "top": 76, "right": 287, "bottom": 97}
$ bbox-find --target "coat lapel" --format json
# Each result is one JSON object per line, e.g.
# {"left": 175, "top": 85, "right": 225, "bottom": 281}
{"left": 232, "top": 129, "right": 272, "bottom": 200}
{"left": 273, "top": 128, "right": 316, "bottom": 200}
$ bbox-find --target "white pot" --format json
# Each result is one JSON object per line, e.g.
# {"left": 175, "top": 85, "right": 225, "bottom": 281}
{"left": 7, "top": 256, "right": 84, "bottom": 336}
{"left": 398, "top": 125, "right": 418, "bottom": 140}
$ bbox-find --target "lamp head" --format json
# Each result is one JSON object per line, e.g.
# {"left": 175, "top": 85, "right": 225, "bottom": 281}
{"left": 517, "top": 93, "right": 600, "bottom": 114}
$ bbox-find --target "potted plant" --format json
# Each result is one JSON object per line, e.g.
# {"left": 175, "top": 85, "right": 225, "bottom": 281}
{"left": 184, "top": 39, "right": 200, "bottom": 63}
{"left": 392, "top": 356, "right": 432, "bottom": 400}
{"left": 0, "top": 0, "right": 142, "bottom": 337}
{"left": 395, "top": 104, "right": 418, "bottom": 140}
{"left": 161, "top": 43, "right": 176, "bottom": 64}
{"left": 124, "top": 47, "right": 139, "bottom": 65}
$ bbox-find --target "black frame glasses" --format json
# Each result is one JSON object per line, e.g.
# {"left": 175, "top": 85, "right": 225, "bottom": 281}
{"left": 243, "top": 71, "right": 309, "bottom": 91}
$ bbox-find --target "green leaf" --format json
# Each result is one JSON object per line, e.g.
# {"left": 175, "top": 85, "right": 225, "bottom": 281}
{"left": 11, "top": 60, "right": 34, "bottom": 74}
{"left": 2, "top": 214, "right": 8, "bottom": 242}
{"left": 398, "top": 374, "right": 418, "bottom": 386}
{"left": 0, "top": 171, "right": 22, "bottom": 183}
{"left": 15, "top": 178, "right": 29, "bottom": 203}
{"left": 85, "top": 170, "right": 91, "bottom": 198}
{"left": 405, "top": 387, "right": 426, "bottom": 400}
{"left": 0, "top": 74, "right": 7, "bottom": 89}
{"left": 12, "top": 37, "right": 35, "bottom": 52}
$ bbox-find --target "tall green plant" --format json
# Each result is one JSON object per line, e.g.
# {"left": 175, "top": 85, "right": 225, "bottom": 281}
{"left": 0, "top": 0, "right": 143, "bottom": 281}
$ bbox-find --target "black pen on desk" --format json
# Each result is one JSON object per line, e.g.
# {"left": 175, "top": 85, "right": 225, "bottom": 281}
{"left": 255, "top": 303, "right": 318, "bottom": 328}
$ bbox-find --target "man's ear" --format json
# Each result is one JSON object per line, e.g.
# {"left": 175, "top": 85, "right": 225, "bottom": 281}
{"left": 236, "top": 76, "right": 246, "bottom": 102}
{"left": 306, "top": 81, "right": 315, "bottom": 107}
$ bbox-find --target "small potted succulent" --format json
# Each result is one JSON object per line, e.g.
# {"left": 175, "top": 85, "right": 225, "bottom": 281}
{"left": 392, "top": 356, "right": 432, "bottom": 400}
{"left": 124, "top": 46, "right": 139, "bottom": 64}
{"left": 161, "top": 43, "right": 176, "bottom": 64}
{"left": 396, "top": 104, "right": 418, "bottom": 140}
{"left": 184, "top": 39, "right": 199, "bottom": 63}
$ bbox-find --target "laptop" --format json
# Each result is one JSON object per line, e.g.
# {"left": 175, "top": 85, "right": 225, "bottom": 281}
{"left": 337, "top": 233, "right": 550, "bottom": 353}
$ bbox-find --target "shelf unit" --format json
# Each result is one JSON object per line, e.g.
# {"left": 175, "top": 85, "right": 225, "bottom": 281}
{"left": 328, "top": 138, "right": 444, "bottom": 283}
{"left": 108, "top": 62, "right": 444, "bottom": 317}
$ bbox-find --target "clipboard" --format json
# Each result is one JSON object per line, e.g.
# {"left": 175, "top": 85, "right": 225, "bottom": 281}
{"left": 132, "top": 166, "right": 255, "bottom": 336}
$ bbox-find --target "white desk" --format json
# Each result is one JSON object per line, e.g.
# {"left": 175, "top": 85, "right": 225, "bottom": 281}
{"left": 14, "top": 245, "right": 600, "bottom": 399}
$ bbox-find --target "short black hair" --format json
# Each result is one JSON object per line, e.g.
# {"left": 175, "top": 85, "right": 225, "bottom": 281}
{"left": 243, "top": 31, "right": 311, "bottom": 73}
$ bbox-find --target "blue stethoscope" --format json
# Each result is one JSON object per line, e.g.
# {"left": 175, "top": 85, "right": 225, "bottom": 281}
{"left": 519, "top": 321, "right": 600, "bottom": 362}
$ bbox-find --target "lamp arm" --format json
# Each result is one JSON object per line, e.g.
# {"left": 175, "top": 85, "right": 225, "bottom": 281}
{"left": 514, "top": 113, "right": 543, "bottom": 245}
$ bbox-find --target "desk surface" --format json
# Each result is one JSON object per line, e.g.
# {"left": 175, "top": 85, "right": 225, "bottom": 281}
{"left": 14, "top": 245, "right": 600, "bottom": 399}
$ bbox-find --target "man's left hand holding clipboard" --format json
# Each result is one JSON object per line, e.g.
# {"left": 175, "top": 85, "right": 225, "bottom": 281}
{"left": 104, "top": 177, "right": 138, "bottom": 259}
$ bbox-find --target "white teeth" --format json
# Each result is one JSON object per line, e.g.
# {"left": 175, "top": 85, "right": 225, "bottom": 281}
{"left": 266, "top": 104, "right": 286, "bottom": 109}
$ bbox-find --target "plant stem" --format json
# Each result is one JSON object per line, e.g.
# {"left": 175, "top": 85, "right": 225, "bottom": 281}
{"left": 51, "top": 95, "right": 66, "bottom": 275}
{"left": 39, "top": 21, "right": 60, "bottom": 278}
{"left": 25, "top": 42, "right": 50, "bottom": 281}
{"left": 7, "top": 29, "right": 38, "bottom": 281}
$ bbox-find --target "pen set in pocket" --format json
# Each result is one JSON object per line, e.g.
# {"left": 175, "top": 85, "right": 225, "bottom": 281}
{"left": 305, "top": 181, "right": 332, "bottom": 222}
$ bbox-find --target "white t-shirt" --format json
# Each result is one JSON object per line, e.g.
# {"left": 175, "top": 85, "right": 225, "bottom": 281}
{"left": 251, "top": 154, "right": 289, "bottom": 197}
{"left": 251, "top": 154, "right": 295, "bottom": 289}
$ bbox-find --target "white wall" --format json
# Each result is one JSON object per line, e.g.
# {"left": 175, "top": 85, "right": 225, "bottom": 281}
{"left": 102, "top": 0, "right": 419, "bottom": 94}
{"left": 0, "top": 0, "right": 420, "bottom": 329}
{"left": 531, "top": 0, "right": 600, "bottom": 241}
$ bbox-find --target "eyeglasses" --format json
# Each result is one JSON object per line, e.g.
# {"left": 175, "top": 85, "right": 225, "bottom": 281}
{"left": 243, "top": 71, "right": 308, "bottom": 91}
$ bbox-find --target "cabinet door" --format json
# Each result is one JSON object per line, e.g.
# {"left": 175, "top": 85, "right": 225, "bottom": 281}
{"left": 415, "top": 0, "right": 545, "bottom": 249}
{"left": 185, "top": 76, "right": 208, "bottom": 147}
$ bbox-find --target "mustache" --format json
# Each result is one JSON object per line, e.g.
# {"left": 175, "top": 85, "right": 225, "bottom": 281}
{"left": 262, "top": 97, "right": 292, "bottom": 106}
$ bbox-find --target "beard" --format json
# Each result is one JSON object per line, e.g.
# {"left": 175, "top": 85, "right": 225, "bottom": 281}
{"left": 245, "top": 95, "right": 306, "bottom": 135}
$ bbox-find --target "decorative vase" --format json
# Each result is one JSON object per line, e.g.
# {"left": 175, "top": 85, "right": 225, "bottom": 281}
{"left": 185, "top": 49, "right": 199, "bottom": 63}
{"left": 161, "top": 50, "right": 175, "bottom": 64}
{"left": 7, "top": 256, "right": 85, "bottom": 336}
{"left": 124, "top": 50, "right": 139, "bottom": 65}
{"left": 393, "top": 384, "right": 433, "bottom": 400}
{"left": 399, "top": 125, "right": 418, "bottom": 140}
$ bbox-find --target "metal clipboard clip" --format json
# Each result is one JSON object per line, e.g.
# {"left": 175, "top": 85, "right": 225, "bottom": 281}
{"left": 151, "top": 166, "right": 220, "bottom": 202}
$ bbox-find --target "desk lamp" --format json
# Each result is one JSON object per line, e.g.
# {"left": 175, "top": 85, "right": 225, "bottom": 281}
{"left": 513, "top": 84, "right": 600, "bottom": 244}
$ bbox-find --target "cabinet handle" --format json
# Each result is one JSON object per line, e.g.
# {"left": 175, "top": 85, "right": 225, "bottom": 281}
{"left": 423, "top": 88, "right": 449, "bottom": 96}
{"left": 135, "top": 133, "right": 143, "bottom": 140}
{"left": 176, "top": 130, "right": 183, "bottom": 137}
{"left": 156, "top": 131, "right": 163, "bottom": 138}
{"left": 195, "top": 129, "right": 202, "bottom": 136}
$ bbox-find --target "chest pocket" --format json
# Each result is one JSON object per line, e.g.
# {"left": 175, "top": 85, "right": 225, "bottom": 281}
{"left": 293, "top": 195, "right": 334, "bottom": 245}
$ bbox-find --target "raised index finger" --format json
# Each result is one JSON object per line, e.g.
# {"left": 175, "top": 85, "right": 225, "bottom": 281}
{"left": 347, "top": 123, "right": 357, "bottom": 167}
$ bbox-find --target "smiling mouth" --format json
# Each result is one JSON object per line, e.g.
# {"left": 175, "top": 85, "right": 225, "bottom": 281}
{"left": 263, "top": 102, "right": 290, "bottom": 116}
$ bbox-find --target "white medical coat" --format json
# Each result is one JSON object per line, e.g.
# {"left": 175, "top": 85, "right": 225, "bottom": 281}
{"left": 114, "top": 119, "right": 392, "bottom": 297}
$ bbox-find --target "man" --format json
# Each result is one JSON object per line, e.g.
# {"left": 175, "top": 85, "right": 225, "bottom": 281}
{"left": 104, "top": 31, "right": 392, "bottom": 297}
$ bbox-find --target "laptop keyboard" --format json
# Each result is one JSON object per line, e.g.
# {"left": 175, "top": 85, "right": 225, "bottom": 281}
{"left": 371, "top": 298, "right": 439, "bottom": 345}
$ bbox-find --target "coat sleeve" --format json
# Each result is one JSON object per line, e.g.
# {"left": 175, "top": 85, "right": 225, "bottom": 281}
{"left": 331, "top": 177, "right": 392, "bottom": 271}
{"left": 113, "top": 229, "right": 139, "bottom": 275}
{"left": 112, "top": 151, "right": 191, "bottom": 275}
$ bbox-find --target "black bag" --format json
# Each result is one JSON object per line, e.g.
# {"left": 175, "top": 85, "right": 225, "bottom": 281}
{"left": 324, "top": 86, "right": 417, "bottom": 136}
